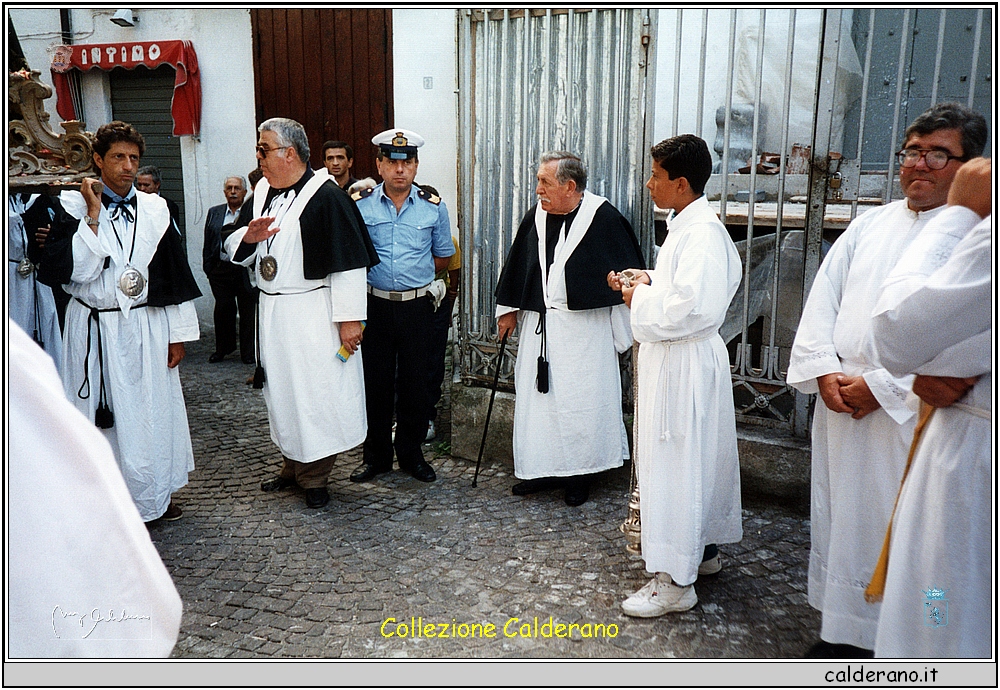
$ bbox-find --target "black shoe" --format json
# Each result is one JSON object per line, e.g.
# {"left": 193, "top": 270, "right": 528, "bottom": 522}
{"left": 208, "top": 350, "right": 233, "bottom": 363}
{"left": 564, "top": 478, "right": 590, "bottom": 506}
{"left": 162, "top": 501, "right": 183, "bottom": 521}
{"left": 350, "top": 462, "right": 392, "bottom": 482}
{"left": 304, "top": 487, "right": 330, "bottom": 508}
{"left": 400, "top": 458, "right": 436, "bottom": 483}
{"left": 512, "top": 477, "right": 564, "bottom": 496}
{"left": 803, "top": 641, "right": 874, "bottom": 658}
{"left": 261, "top": 475, "right": 296, "bottom": 492}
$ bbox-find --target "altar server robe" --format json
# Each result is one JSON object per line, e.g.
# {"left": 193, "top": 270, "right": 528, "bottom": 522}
{"left": 787, "top": 200, "right": 946, "bottom": 649}
{"left": 871, "top": 209, "right": 992, "bottom": 658}
{"left": 628, "top": 195, "right": 743, "bottom": 586}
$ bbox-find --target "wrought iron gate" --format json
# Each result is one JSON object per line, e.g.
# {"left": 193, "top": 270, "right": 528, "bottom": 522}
{"left": 456, "top": 7, "right": 992, "bottom": 438}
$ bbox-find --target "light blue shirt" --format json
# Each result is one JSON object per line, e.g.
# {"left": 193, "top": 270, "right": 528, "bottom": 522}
{"left": 357, "top": 183, "right": 454, "bottom": 291}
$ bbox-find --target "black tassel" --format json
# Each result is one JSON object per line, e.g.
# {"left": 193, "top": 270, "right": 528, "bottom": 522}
{"left": 95, "top": 402, "right": 115, "bottom": 429}
{"left": 252, "top": 365, "right": 266, "bottom": 389}
{"left": 536, "top": 356, "right": 549, "bottom": 394}
{"left": 33, "top": 332, "right": 43, "bottom": 349}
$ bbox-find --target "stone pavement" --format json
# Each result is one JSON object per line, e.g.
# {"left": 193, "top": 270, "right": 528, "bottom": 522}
{"left": 154, "top": 333, "right": 821, "bottom": 659}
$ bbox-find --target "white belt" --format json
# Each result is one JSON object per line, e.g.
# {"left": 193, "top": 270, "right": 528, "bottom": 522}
{"left": 952, "top": 402, "right": 991, "bottom": 420}
{"left": 367, "top": 284, "right": 431, "bottom": 302}
{"left": 660, "top": 333, "right": 713, "bottom": 347}
{"left": 652, "top": 332, "right": 714, "bottom": 441}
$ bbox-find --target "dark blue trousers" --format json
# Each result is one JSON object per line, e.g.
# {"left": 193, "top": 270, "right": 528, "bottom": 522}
{"left": 362, "top": 294, "right": 433, "bottom": 470}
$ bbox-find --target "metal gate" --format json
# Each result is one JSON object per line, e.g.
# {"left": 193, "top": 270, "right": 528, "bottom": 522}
{"left": 456, "top": 8, "right": 991, "bottom": 438}
{"left": 671, "top": 8, "right": 991, "bottom": 437}
{"left": 456, "top": 8, "right": 657, "bottom": 392}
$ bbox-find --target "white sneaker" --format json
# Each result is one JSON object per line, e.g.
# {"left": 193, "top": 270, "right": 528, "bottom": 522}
{"left": 425, "top": 421, "right": 436, "bottom": 441}
{"left": 698, "top": 554, "right": 722, "bottom": 576}
{"left": 621, "top": 573, "right": 697, "bottom": 618}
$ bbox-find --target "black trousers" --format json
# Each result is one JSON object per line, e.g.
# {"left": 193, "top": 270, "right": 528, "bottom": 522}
{"left": 362, "top": 293, "right": 433, "bottom": 470}
{"left": 425, "top": 294, "right": 454, "bottom": 421}
{"left": 208, "top": 264, "right": 257, "bottom": 358}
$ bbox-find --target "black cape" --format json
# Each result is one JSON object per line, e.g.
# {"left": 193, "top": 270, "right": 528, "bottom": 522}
{"left": 495, "top": 200, "right": 645, "bottom": 313}
{"left": 15, "top": 193, "right": 58, "bottom": 266}
{"left": 37, "top": 193, "right": 202, "bottom": 307}
{"left": 234, "top": 168, "right": 379, "bottom": 278}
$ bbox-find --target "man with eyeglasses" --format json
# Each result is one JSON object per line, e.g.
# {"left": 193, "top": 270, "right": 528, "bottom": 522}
{"left": 225, "top": 118, "right": 379, "bottom": 509}
{"left": 786, "top": 102, "right": 987, "bottom": 658}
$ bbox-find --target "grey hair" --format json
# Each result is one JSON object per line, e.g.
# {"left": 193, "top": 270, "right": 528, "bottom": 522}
{"left": 903, "top": 102, "right": 988, "bottom": 160}
{"left": 259, "top": 117, "right": 311, "bottom": 163}
{"left": 137, "top": 165, "right": 161, "bottom": 184}
{"left": 223, "top": 175, "right": 247, "bottom": 189}
{"left": 539, "top": 151, "right": 587, "bottom": 192}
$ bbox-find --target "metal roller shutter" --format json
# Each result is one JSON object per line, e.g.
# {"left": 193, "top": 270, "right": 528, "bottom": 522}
{"left": 110, "top": 64, "right": 186, "bottom": 240}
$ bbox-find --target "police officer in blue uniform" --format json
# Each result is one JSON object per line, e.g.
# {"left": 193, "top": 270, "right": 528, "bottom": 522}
{"left": 350, "top": 129, "right": 455, "bottom": 483}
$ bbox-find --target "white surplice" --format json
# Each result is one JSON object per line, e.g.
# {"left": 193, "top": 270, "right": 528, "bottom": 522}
{"left": 8, "top": 321, "right": 182, "bottom": 658}
{"left": 226, "top": 170, "right": 367, "bottom": 462}
{"left": 8, "top": 194, "right": 61, "bottom": 368}
{"left": 628, "top": 195, "right": 743, "bottom": 585}
{"left": 786, "top": 199, "right": 946, "bottom": 649}
{"left": 498, "top": 192, "right": 632, "bottom": 479}
{"left": 59, "top": 190, "right": 199, "bottom": 522}
{"left": 871, "top": 212, "right": 992, "bottom": 659}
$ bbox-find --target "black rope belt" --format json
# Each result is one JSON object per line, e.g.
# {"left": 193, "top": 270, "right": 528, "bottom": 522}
{"left": 74, "top": 297, "right": 147, "bottom": 429}
{"left": 251, "top": 285, "right": 328, "bottom": 389}
{"left": 257, "top": 285, "right": 329, "bottom": 296}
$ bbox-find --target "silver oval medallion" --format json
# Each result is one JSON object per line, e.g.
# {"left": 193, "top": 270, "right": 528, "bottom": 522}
{"left": 16, "top": 258, "right": 35, "bottom": 278}
{"left": 118, "top": 266, "right": 146, "bottom": 298}
{"left": 259, "top": 255, "right": 278, "bottom": 281}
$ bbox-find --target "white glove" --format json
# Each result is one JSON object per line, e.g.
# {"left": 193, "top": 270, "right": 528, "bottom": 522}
{"left": 428, "top": 278, "right": 447, "bottom": 311}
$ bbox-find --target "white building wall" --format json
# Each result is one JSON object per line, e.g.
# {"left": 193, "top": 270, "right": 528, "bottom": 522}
{"left": 10, "top": 8, "right": 259, "bottom": 324}
{"left": 392, "top": 9, "right": 459, "bottom": 235}
{"left": 14, "top": 8, "right": 465, "bottom": 319}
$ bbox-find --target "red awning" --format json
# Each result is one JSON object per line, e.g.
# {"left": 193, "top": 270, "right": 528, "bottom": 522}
{"left": 50, "top": 40, "right": 201, "bottom": 136}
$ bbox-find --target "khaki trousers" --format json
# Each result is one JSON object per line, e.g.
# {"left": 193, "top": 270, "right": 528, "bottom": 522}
{"left": 279, "top": 454, "right": 336, "bottom": 489}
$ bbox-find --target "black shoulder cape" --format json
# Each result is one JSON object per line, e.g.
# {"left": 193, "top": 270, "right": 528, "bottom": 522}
{"left": 234, "top": 168, "right": 379, "bottom": 278}
{"left": 495, "top": 200, "right": 645, "bottom": 313}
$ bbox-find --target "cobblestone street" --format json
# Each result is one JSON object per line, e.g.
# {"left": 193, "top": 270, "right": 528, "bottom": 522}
{"left": 153, "top": 333, "right": 821, "bottom": 660}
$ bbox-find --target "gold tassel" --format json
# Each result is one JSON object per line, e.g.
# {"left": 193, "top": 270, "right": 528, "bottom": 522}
{"left": 864, "top": 402, "right": 936, "bottom": 603}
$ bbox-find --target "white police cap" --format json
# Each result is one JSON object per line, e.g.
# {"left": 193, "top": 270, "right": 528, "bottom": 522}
{"left": 371, "top": 128, "right": 425, "bottom": 160}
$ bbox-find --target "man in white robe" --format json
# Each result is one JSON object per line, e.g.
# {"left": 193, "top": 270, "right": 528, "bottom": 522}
{"left": 8, "top": 320, "right": 182, "bottom": 658}
{"left": 786, "top": 103, "right": 987, "bottom": 656}
{"left": 611, "top": 134, "right": 743, "bottom": 617}
{"left": 869, "top": 158, "right": 991, "bottom": 658}
{"left": 495, "top": 152, "right": 644, "bottom": 506}
{"left": 8, "top": 192, "right": 62, "bottom": 367}
{"left": 226, "top": 117, "right": 378, "bottom": 509}
{"left": 40, "top": 120, "right": 202, "bottom": 524}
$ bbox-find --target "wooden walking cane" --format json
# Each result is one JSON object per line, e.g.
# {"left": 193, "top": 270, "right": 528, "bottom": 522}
{"left": 473, "top": 331, "right": 509, "bottom": 487}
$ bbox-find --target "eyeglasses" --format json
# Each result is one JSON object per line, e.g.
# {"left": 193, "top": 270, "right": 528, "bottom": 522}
{"left": 896, "top": 148, "right": 964, "bottom": 170}
{"left": 256, "top": 144, "right": 286, "bottom": 158}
